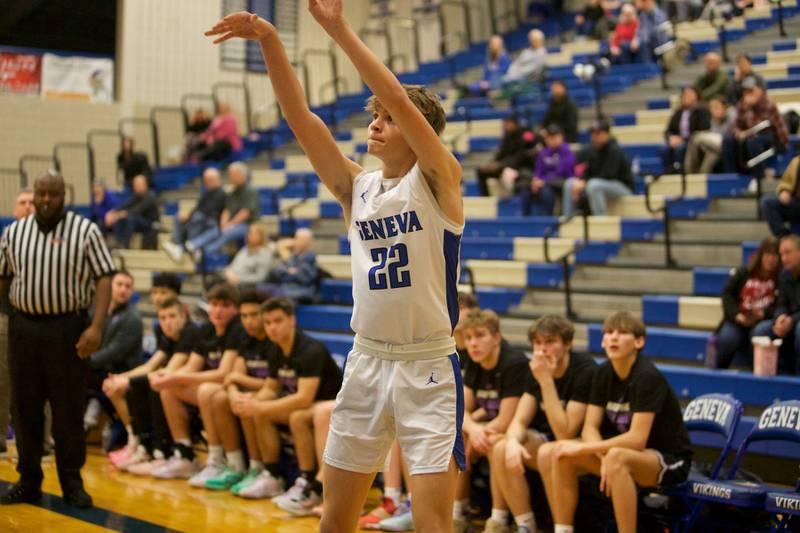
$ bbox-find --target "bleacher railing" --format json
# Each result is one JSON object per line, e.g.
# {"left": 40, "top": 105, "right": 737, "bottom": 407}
{"left": 18, "top": 154, "right": 55, "bottom": 188}
{"left": 543, "top": 211, "right": 589, "bottom": 319}
{"left": 645, "top": 170, "right": 688, "bottom": 267}
{"left": 0, "top": 168, "right": 23, "bottom": 217}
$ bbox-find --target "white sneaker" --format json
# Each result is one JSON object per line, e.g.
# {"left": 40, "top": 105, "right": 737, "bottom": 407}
{"left": 188, "top": 463, "right": 225, "bottom": 488}
{"left": 272, "top": 475, "right": 306, "bottom": 506}
{"left": 482, "top": 518, "right": 509, "bottom": 533}
{"left": 152, "top": 455, "right": 198, "bottom": 479}
{"left": 162, "top": 241, "right": 184, "bottom": 263}
{"left": 118, "top": 445, "right": 150, "bottom": 470}
{"left": 237, "top": 470, "right": 285, "bottom": 499}
{"left": 276, "top": 484, "right": 323, "bottom": 516}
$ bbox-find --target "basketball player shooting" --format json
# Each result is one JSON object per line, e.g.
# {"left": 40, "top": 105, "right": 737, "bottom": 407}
{"left": 206, "top": 1, "right": 465, "bottom": 531}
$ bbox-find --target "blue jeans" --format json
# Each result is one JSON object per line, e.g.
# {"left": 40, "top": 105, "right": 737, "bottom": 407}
{"left": 520, "top": 184, "right": 556, "bottom": 216}
{"left": 172, "top": 211, "right": 218, "bottom": 245}
{"left": 760, "top": 193, "right": 800, "bottom": 237}
{"left": 715, "top": 320, "right": 753, "bottom": 369}
{"left": 187, "top": 222, "right": 248, "bottom": 256}
{"left": 114, "top": 214, "right": 153, "bottom": 249}
{"left": 563, "top": 178, "right": 631, "bottom": 217}
{"left": 751, "top": 319, "right": 800, "bottom": 375}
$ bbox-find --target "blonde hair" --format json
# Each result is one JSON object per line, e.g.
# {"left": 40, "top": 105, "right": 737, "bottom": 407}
{"left": 365, "top": 85, "right": 446, "bottom": 136}
{"left": 461, "top": 309, "right": 501, "bottom": 335}
{"left": 603, "top": 311, "right": 646, "bottom": 339}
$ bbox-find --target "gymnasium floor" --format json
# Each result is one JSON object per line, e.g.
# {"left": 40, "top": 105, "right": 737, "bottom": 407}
{"left": 0, "top": 445, "right": 328, "bottom": 532}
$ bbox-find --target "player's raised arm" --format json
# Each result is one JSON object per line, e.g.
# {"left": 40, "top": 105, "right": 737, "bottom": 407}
{"left": 205, "top": 12, "right": 362, "bottom": 211}
{"left": 308, "top": 0, "right": 463, "bottom": 223}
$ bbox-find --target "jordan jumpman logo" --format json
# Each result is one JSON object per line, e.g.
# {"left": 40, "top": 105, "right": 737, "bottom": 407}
{"left": 426, "top": 372, "right": 438, "bottom": 385}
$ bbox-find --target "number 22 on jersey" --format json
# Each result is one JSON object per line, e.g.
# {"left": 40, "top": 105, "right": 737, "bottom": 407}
{"left": 368, "top": 243, "right": 411, "bottom": 290}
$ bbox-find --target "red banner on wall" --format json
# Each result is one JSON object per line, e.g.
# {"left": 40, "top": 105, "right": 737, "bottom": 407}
{"left": 0, "top": 52, "right": 42, "bottom": 95}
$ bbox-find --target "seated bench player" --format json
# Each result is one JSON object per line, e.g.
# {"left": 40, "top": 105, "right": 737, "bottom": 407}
{"left": 550, "top": 312, "right": 692, "bottom": 533}
{"left": 456, "top": 309, "right": 528, "bottom": 532}
{"left": 488, "top": 315, "right": 596, "bottom": 533}
{"left": 230, "top": 296, "right": 342, "bottom": 513}
{"left": 192, "top": 288, "right": 273, "bottom": 492}
{"left": 151, "top": 283, "right": 245, "bottom": 480}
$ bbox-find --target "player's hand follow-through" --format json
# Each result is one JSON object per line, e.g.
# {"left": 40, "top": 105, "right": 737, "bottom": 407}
{"left": 205, "top": 12, "right": 274, "bottom": 43}
{"left": 308, "top": 0, "right": 344, "bottom": 27}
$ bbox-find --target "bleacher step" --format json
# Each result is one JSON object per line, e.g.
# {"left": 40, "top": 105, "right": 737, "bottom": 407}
{"left": 608, "top": 241, "right": 742, "bottom": 268}
{"left": 515, "top": 290, "right": 642, "bottom": 322}
{"left": 663, "top": 219, "right": 768, "bottom": 242}
{"left": 571, "top": 265, "right": 694, "bottom": 295}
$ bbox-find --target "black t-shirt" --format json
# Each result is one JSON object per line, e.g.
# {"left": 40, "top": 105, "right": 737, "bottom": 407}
{"left": 195, "top": 318, "right": 246, "bottom": 370}
{"left": 155, "top": 322, "right": 202, "bottom": 363}
{"left": 463, "top": 339, "right": 528, "bottom": 421}
{"left": 527, "top": 352, "right": 597, "bottom": 438}
{"left": 589, "top": 355, "right": 692, "bottom": 461}
{"left": 266, "top": 330, "right": 343, "bottom": 401}
{"left": 238, "top": 333, "right": 273, "bottom": 379}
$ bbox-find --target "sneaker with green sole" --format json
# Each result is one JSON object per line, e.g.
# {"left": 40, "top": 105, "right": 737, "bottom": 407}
{"left": 204, "top": 467, "right": 245, "bottom": 491}
{"left": 230, "top": 468, "right": 262, "bottom": 495}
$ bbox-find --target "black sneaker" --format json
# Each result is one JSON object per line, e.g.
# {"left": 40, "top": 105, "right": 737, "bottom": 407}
{"left": 62, "top": 486, "right": 93, "bottom": 509}
{"left": 0, "top": 482, "right": 42, "bottom": 505}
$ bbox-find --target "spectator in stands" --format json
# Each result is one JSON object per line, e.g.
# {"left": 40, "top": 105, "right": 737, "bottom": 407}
{"left": 476, "top": 117, "right": 535, "bottom": 196}
{"left": 105, "top": 174, "right": 160, "bottom": 249}
{"left": 502, "top": 29, "right": 547, "bottom": 85}
{"left": 720, "top": 77, "right": 789, "bottom": 179}
{"left": 715, "top": 237, "right": 780, "bottom": 369}
{"left": 454, "top": 292, "right": 480, "bottom": 369}
{"left": 575, "top": 0, "right": 614, "bottom": 40}
{"left": 455, "top": 309, "right": 528, "bottom": 531}
{"left": 542, "top": 79, "right": 579, "bottom": 143}
{"left": 521, "top": 124, "right": 575, "bottom": 216}
{"left": 661, "top": 86, "right": 711, "bottom": 173}
{"left": 563, "top": 119, "right": 633, "bottom": 217}
{"left": 635, "top": 0, "right": 670, "bottom": 63}
{"left": 230, "top": 297, "right": 342, "bottom": 512}
{"left": 489, "top": 315, "right": 596, "bottom": 533}
{"left": 152, "top": 283, "right": 244, "bottom": 479}
{"left": 469, "top": 35, "right": 511, "bottom": 97}
{"left": 188, "top": 289, "right": 271, "bottom": 492}
{"left": 726, "top": 53, "right": 765, "bottom": 105}
{"left": 117, "top": 137, "right": 152, "bottom": 189}
{"left": 762, "top": 156, "right": 800, "bottom": 237}
{"left": 185, "top": 162, "right": 260, "bottom": 259}
{"left": 90, "top": 179, "right": 118, "bottom": 232}
{"left": 83, "top": 271, "right": 143, "bottom": 431}
{"left": 162, "top": 168, "right": 227, "bottom": 262}
{"left": 191, "top": 102, "right": 242, "bottom": 162}
{"left": 751, "top": 235, "right": 800, "bottom": 374}
{"left": 224, "top": 223, "right": 273, "bottom": 287}
{"left": 266, "top": 228, "right": 318, "bottom": 302}
{"left": 185, "top": 108, "right": 213, "bottom": 162}
{"left": 684, "top": 95, "right": 736, "bottom": 173}
{"left": 550, "top": 312, "right": 692, "bottom": 533}
{"left": 609, "top": 4, "right": 641, "bottom": 65}
{"left": 694, "top": 52, "right": 730, "bottom": 102}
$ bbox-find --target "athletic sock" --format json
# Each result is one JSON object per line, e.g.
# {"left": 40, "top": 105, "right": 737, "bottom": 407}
{"left": 265, "top": 463, "right": 281, "bottom": 479}
{"left": 226, "top": 450, "right": 245, "bottom": 472}
{"left": 515, "top": 512, "right": 537, "bottom": 530}
{"left": 554, "top": 525, "right": 574, "bottom": 533}
{"left": 491, "top": 509, "right": 509, "bottom": 523}
{"left": 125, "top": 425, "right": 138, "bottom": 447}
{"left": 208, "top": 445, "right": 224, "bottom": 466}
{"left": 453, "top": 499, "right": 469, "bottom": 519}
{"left": 249, "top": 459, "right": 263, "bottom": 472}
{"left": 385, "top": 487, "right": 403, "bottom": 506}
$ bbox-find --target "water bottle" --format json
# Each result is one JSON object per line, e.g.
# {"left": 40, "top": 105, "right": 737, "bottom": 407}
{"left": 632, "top": 155, "right": 641, "bottom": 176}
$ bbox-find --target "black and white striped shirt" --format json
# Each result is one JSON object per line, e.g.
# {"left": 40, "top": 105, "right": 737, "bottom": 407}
{"left": 0, "top": 211, "right": 115, "bottom": 315}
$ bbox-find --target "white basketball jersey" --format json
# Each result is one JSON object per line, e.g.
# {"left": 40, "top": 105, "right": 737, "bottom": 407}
{"left": 349, "top": 163, "right": 464, "bottom": 345}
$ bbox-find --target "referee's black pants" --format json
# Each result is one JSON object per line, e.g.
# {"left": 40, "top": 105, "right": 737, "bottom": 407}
{"left": 8, "top": 310, "right": 88, "bottom": 491}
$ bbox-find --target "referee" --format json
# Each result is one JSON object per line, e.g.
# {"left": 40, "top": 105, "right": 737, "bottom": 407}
{"left": 0, "top": 171, "right": 115, "bottom": 508}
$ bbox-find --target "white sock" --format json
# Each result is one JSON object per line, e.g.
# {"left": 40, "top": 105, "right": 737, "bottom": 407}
{"left": 208, "top": 445, "right": 225, "bottom": 466}
{"left": 453, "top": 499, "right": 469, "bottom": 519}
{"left": 177, "top": 438, "right": 192, "bottom": 447}
{"left": 226, "top": 450, "right": 245, "bottom": 472}
{"left": 515, "top": 512, "right": 537, "bottom": 530}
{"left": 554, "top": 525, "right": 574, "bottom": 533}
{"left": 125, "top": 426, "right": 138, "bottom": 447}
{"left": 385, "top": 487, "right": 402, "bottom": 506}
{"left": 249, "top": 459, "right": 264, "bottom": 472}
{"left": 491, "top": 509, "right": 509, "bottom": 523}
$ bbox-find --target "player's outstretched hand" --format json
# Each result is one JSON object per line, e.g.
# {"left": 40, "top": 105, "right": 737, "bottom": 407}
{"left": 308, "top": 0, "right": 344, "bottom": 29}
{"left": 205, "top": 12, "right": 274, "bottom": 44}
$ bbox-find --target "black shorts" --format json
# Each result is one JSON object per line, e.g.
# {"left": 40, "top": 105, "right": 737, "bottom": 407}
{"left": 651, "top": 449, "right": 691, "bottom": 487}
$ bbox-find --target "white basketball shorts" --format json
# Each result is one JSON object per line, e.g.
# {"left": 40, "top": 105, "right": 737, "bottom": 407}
{"left": 323, "top": 334, "right": 466, "bottom": 475}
